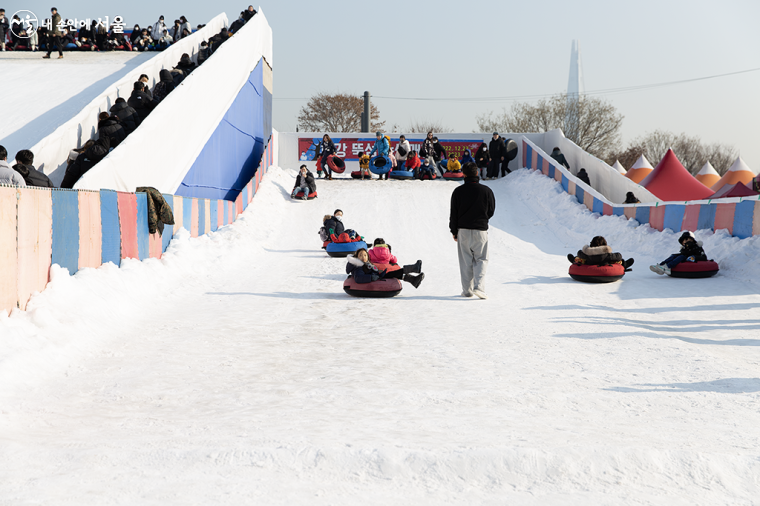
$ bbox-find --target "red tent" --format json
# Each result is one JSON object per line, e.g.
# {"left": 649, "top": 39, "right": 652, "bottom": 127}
{"left": 640, "top": 149, "right": 714, "bottom": 201}
{"left": 709, "top": 182, "right": 759, "bottom": 199}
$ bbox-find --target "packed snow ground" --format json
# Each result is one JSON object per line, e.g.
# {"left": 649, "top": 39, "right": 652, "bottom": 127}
{"left": 1, "top": 168, "right": 760, "bottom": 504}
{"left": 0, "top": 52, "right": 156, "bottom": 154}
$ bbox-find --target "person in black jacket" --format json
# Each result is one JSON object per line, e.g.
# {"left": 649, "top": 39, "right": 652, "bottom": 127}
{"left": 577, "top": 168, "right": 590, "bottom": 186}
{"left": 0, "top": 9, "right": 9, "bottom": 52}
{"left": 431, "top": 137, "right": 447, "bottom": 176}
{"left": 450, "top": 162, "right": 496, "bottom": 299}
{"left": 650, "top": 231, "right": 708, "bottom": 276}
{"left": 474, "top": 142, "right": 490, "bottom": 179}
{"left": 323, "top": 209, "right": 345, "bottom": 239}
{"left": 242, "top": 5, "right": 257, "bottom": 22}
{"left": 175, "top": 53, "right": 196, "bottom": 75}
{"left": 318, "top": 134, "right": 336, "bottom": 180}
{"left": 291, "top": 165, "right": 316, "bottom": 199}
{"left": 152, "top": 69, "right": 176, "bottom": 103}
{"left": 550, "top": 147, "right": 570, "bottom": 170}
{"left": 127, "top": 81, "right": 154, "bottom": 119}
{"left": 624, "top": 192, "right": 640, "bottom": 204}
{"left": 568, "top": 236, "right": 633, "bottom": 269}
{"left": 110, "top": 98, "right": 140, "bottom": 134}
{"left": 12, "top": 150, "right": 54, "bottom": 188}
{"left": 487, "top": 133, "right": 506, "bottom": 180}
{"left": 97, "top": 112, "right": 126, "bottom": 147}
{"left": 230, "top": 12, "right": 246, "bottom": 33}
{"left": 60, "top": 136, "right": 110, "bottom": 188}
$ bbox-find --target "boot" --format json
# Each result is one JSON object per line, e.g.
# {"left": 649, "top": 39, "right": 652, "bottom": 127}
{"left": 623, "top": 258, "right": 635, "bottom": 270}
{"left": 403, "top": 273, "right": 424, "bottom": 289}
{"left": 567, "top": 254, "right": 576, "bottom": 263}
{"left": 402, "top": 260, "right": 422, "bottom": 274}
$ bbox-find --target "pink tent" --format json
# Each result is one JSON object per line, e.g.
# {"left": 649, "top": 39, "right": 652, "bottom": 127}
{"left": 640, "top": 149, "right": 714, "bottom": 201}
{"left": 709, "top": 182, "right": 759, "bottom": 199}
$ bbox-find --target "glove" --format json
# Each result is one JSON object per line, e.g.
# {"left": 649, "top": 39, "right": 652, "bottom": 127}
{"left": 370, "top": 273, "right": 380, "bottom": 282}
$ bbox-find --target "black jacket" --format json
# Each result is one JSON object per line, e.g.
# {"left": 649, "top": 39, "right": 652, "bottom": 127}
{"left": 575, "top": 245, "right": 622, "bottom": 266}
{"left": 242, "top": 9, "right": 257, "bottom": 22}
{"left": 152, "top": 69, "right": 176, "bottom": 103}
{"left": 319, "top": 139, "right": 336, "bottom": 158}
{"left": 474, "top": 144, "right": 490, "bottom": 168}
{"left": 13, "top": 164, "right": 54, "bottom": 188}
{"left": 432, "top": 142, "right": 446, "bottom": 162}
{"left": 489, "top": 137, "right": 506, "bottom": 161}
{"left": 551, "top": 148, "right": 570, "bottom": 169}
{"left": 230, "top": 18, "right": 245, "bottom": 33}
{"left": 577, "top": 168, "right": 590, "bottom": 186}
{"left": 420, "top": 138, "right": 434, "bottom": 158}
{"left": 680, "top": 240, "right": 708, "bottom": 261}
{"left": 323, "top": 215, "right": 345, "bottom": 237}
{"left": 97, "top": 116, "right": 127, "bottom": 147}
{"left": 449, "top": 176, "right": 496, "bottom": 237}
{"left": 60, "top": 136, "right": 111, "bottom": 189}
{"left": 175, "top": 55, "right": 196, "bottom": 75}
{"left": 110, "top": 101, "right": 140, "bottom": 134}
{"left": 294, "top": 171, "right": 317, "bottom": 193}
{"left": 127, "top": 89, "right": 154, "bottom": 119}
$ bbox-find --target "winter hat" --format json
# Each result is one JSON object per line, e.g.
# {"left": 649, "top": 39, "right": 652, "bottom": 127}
{"left": 493, "top": 132, "right": 498, "bottom": 136}
{"left": 373, "top": 238, "right": 385, "bottom": 246}
{"left": 678, "top": 231, "right": 695, "bottom": 245}
{"left": 376, "top": 131, "right": 383, "bottom": 137}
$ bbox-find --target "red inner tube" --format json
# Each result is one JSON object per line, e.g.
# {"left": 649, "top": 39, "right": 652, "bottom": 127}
{"left": 569, "top": 263, "right": 625, "bottom": 283}
{"left": 327, "top": 155, "right": 346, "bottom": 173}
{"left": 669, "top": 260, "right": 719, "bottom": 278}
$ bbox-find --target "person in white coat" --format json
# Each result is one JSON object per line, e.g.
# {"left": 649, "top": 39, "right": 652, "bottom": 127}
{"left": 395, "top": 135, "right": 411, "bottom": 169}
{"left": 151, "top": 16, "right": 166, "bottom": 42}
{"left": 0, "top": 146, "right": 26, "bottom": 186}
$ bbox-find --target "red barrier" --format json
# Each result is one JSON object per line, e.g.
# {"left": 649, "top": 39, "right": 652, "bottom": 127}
{"left": 117, "top": 192, "right": 139, "bottom": 260}
{"left": 714, "top": 203, "right": 736, "bottom": 234}
{"left": 649, "top": 206, "right": 665, "bottom": 231}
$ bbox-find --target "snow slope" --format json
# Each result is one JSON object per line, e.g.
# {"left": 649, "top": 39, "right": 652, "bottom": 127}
{"left": 0, "top": 52, "right": 156, "bottom": 155}
{"left": 1, "top": 168, "right": 760, "bottom": 504}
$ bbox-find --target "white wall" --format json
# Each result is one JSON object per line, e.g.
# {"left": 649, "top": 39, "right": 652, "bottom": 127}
{"left": 34, "top": 14, "right": 230, "bottom": 186}
{"left": 75, "top": 10, "right": 273, "bottom": 193}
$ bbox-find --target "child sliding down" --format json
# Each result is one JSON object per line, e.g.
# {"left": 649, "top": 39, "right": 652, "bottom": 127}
{"left": 568, "top": 236, "right": 634, "bottom": 270}
{"left": 346, "top": 249, "right": 425, "bottom": 288}
{"left": 650, "top": 231, "right": 707, "bottom": 275}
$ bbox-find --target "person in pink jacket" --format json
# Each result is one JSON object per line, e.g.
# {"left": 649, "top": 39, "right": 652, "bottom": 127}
{"left": 368, "top": 238, "right": 399, "bottom": 265}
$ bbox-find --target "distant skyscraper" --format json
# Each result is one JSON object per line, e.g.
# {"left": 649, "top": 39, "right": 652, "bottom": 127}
{"left": 567, "top": 39, "right": 584, "bottom": 99}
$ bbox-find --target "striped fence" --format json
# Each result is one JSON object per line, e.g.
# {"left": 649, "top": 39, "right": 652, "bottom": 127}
{"left": 0, "top": 140, "right": 274, "bottom": 312}
{"left": 523, "top": 139, "right": 760, "bottom": 239}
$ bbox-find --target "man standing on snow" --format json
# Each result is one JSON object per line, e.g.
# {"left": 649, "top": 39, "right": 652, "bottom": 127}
{"left": 449, "top": 162, "right": 495, "bottom": 299}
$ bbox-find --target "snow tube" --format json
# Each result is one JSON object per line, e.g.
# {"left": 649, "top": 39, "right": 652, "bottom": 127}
{"left": 291, "top": 189, "right": 317, "bottom": 200}
{"left": 370, "top": 156, "right": 391, "bottom": 175}
{"left": 327, "top": 155, "right": 346, "bottom": 174}
{"left": 351, "top": 171, "right": 371, "bottom": 179}
{"left": 343, "top": 277, "right": 402, "bottom": 298}
{"left": 569, "top": 263, "right": 625, "bottom": 283}
{"left": 326, "top": 240, "right": 368, "bottom": 258}
{"left": 442, "top": 171, "right": 465, "bottom": 180}
{"left": 389, "top": 169, "right": 415, "bottom": 180}
{"left": 669, "top": 260, "right": 719, "bottom": 278}
{"left": 419, "top": 172, "right": 437, "bottom": 180}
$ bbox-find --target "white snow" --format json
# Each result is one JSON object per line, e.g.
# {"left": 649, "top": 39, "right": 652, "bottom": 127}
{"left": 0, "top": 52, "right": 156, "bottom": 154}
{"left": 1, "top": 167, "right": 760, "bottom": 504}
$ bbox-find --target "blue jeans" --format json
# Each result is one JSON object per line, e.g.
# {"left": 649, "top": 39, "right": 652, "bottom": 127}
{"left": 319, "top": 155, "right": 331, "bottom": 176}
{"left": 661, "top": 254, "right": 687, "bottom": 268}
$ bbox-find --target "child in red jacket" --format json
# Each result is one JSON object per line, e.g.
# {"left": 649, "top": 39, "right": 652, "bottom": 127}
{"left": 368, "top": 238, "right": 399, "bottom": 265}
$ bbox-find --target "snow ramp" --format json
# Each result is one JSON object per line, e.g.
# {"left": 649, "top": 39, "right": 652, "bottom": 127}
{"left": 74, "top": 10, "right": 273, "bottom": 201}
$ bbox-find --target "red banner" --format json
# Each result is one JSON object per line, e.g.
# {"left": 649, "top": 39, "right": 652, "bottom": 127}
{"left": 298, "top": 137, "right": 483, "bottom": 162}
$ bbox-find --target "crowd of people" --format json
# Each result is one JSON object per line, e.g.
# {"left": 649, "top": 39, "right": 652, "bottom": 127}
{"left": 0, "top": 5, "right": 256, "bottom": 55}
{"left": 1, "top": 7, "right": 255, "bottom": 189}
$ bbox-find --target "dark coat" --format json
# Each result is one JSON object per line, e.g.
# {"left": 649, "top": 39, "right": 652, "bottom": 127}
{"left": 175, "top": 55, "right": 196, "bottom": 75}
{"left": 13, "top": 164, "right": 54, "bottom": 188}
{"left": 575, "top": 244, "right": 622, "bottom": 266}
{"left": 127, "top": 89, "right": 154, "bottom": 119}
{"left": 323, "top": 215, "right": 345, "bottom": 237}
{"left": 110, "top": 101, "right": 140, "bottom": 134}
{"left": 489, "top": 137, "right": 506, "bottom": 161}
{"left": 97, "top": 116, "right": 127, "bottom": 147}
{"left": 432, "top": 142, "right": 446, "bottom": 162}
{"left": 0, "top": 16, "right": 9, "bottom": 41}
{"left": 152, "top": 69, "right": 176, "bottom": 103}
{"left": 319, "top": 139, "right": 336, "bottom": 158}
{"left": 346, "top": 257, "right": 380, "bottom": 284}
{"left": 230, "top": 18, "right": 245, "bottom": 33}
{"left": 242, "top": 8, "right": 257, "bottom": 22}
{"left": 577, "top": 168, "right": 590, "bottom": 186}
{"left": 50, "top": 13, "right": 62, "bottom": 36}
{"left": 420, "top": 138, "right": 435, "bottom": 158}
{"left": 294, "top": 171, "right": 316, "bottom": 193}
{"left": 680, "top": 240, "right": 708, "bottom": 261}
{"left": 449, "top": 176, "right": 496, "bottom": 237}
{"left": 60, "top": 136, "right": 111, "bottom": 189}
{"left": 474, "top": 144, "right": 490, "bottom": 168}
{"left": 551, "top": 148, "right": 570, "bottom": 169}
{"left": 136, "top": 187, "right": 175, "bottom": 235}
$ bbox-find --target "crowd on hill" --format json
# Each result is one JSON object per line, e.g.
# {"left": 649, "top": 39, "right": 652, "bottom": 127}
{"left": 0, "top": 6, "right": 258, "bottom": 189}
{"left": 0, "top": 5, "right": 255, "bottom": 54}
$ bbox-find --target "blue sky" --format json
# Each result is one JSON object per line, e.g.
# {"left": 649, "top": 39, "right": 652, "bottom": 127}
{"left": 7, "top": 0, "right": 760, "bottom": 168}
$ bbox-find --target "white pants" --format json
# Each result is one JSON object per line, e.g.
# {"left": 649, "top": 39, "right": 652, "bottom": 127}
{"left": 457, "top": 228, "right": 489, "bottom": 293}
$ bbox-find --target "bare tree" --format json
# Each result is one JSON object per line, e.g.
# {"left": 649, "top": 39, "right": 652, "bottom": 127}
{"left": 407, "top": 119, "right": 453, "bottom": 134}
{"left": 608, "top": 130, "right": 737, "bottom": 175}
{"left": 297, "top": 93, "right": 384, "bottom": 132}
{"left": 476, "top": 94, "right": 623, "bottom": 160}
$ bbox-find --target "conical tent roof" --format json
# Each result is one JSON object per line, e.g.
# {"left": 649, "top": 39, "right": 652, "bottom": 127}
{"left": 709, "top": 182, "right": 759, "bottom": 199}
{"left": 711, "top": 156, "right": 757, "bottom": 191}
{"left": 695, "top": 161, "right": 720, "bottom": 188}
{"left": 612, "top": 160, "right": 626, "bottom": 174}
{"left": 625, "top": 154, "right": 653, "bottom": 183}
{"left": 640, "top": 149, "right": 714, "bottom": 201}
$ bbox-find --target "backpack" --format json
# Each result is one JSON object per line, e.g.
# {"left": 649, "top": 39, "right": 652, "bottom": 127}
{"left": 318, "top": 226, "right": 329, "bottom": 242}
